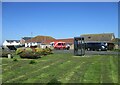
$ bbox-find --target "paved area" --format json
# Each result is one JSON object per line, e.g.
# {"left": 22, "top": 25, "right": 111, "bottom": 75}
{"left": 53, "top": 49, "right": 119, "bottom": 55}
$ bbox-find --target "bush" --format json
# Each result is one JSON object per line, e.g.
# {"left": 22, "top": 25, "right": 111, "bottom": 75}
{"left": 29, "top": 60, "right": 36, "bottom": 64}
{"left": 13, "top": 58, "right": 18, "bottom": 61}
{"left": 2, "top": 50, "right": 14, "bottom": 57}
{"left": 41, "top": 49, "right": 48, "bottom": 55}
{"left": 19, "top": 51, "right": 40, "bottom": 59}
{"left": 16, "top": 48, "right": 24, "bottom": 55}
{"left": 18, "top": 48, "right": 40, "bottom": 59}
{"left": 112, "top": 49, "right": 120, "bottom": 52}
{"left": 45, "top": 48, "right": 53, "bottom": 54}
{"left": 18, "top": 47, "right": 53, "bottom": 59}
{"left": 25, "top": 48, "right": 32, "bottom": 52}
{"left": 35, "top": 48, "right": 53, "bottom": 56}
{"left": 35, "top": 48, "right": 43, "bottom": 52}
{"left": 2, "top": 51, "right": 10, "bottom": 57}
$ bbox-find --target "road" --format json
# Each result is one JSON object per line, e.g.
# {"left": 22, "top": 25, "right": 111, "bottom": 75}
{"left": 53, "top": 49, "right": 119, "bottom": 55}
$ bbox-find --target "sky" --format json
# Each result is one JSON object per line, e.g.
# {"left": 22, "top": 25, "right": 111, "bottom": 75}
{"left": 2, "top": 2, "right": 118, "bottom": 44}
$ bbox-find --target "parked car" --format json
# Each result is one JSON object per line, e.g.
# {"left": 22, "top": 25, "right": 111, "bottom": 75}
{"left": 85, "top": 42, "right": 107, "bottom": 51}
{"left": 40, "top": 44, "right": 52, "bottom": 49}
{"left": 66, "top": 44, "right": 70, "bottom": 50}
{"left": 54, "top": 42, "right": 70, "bottom": 50}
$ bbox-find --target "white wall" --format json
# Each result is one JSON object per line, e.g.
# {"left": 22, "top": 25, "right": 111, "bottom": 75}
{"left": 3, "top": 40, "right": 20, "bottom": 47}
{"left": 25, "top": 42, "right": 38, "bottom": 47}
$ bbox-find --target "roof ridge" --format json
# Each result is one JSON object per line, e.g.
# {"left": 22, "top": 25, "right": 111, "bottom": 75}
{"left": 81, "top": 33, "right": 114, "bottom": 36}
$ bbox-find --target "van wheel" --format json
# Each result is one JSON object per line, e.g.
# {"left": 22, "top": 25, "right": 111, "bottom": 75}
{"left": 87, "top": 48, "right": 90, "bottom": 51}
{"left": 67, "top": 47, "right": 70, "bottom": 50}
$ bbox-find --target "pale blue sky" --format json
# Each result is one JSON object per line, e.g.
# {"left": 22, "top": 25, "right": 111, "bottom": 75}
{"left": 2, "top": 2, "right": 118, "bottom": 44}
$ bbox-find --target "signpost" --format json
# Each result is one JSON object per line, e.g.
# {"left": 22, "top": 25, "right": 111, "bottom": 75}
{"left": 74, "top": 37, "right": 85, "bottom": 56}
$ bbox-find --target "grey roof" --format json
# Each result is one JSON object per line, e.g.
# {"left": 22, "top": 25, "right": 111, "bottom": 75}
{"left": 80, "top": 33, "right": 115, "bottom": 42}
{"left": 6, "top": 40, "right": 20, "bottom": 43}
{"left": 22, "top": 37, "right": 33, "bottom": 40}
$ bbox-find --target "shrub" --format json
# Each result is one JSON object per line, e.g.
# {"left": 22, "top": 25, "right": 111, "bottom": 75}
{"left": 13, "top": 58, "right": 18, "bottom": 61}
{"left": 18, "top": 47, "right": 53, "bottom": 59}
{"left": 2, "top": 50, "right": 13, "bottom": 57}
{"left": 35, "top": 48, "right": 43, "bottom": 52}
{"left": 29, "top": 60, "right": 36, "bottom": 64}
{"left": 41, "top": 49, "right": 48, "bottom": 55}
{"left": 112, "top": 49, "right": 120, "bottom": 52}
{"left": 40, "top": 48, "right": 53, "bottom": 56}
{"left": 19, "top": 51, "right": 40, "bottom": 59}
{"left": 2, "top": 51, "right": 10, "bottom": 57}
{"left": 19, "top": 48, "right": 40, "bottom": 59}
{"left": 25, "top": 48, "right": 32, "bottom": 52}
{"left": 16, "top": 48, "right": 24, "bottom": 55}
{"left": 45, "top": 48, "right": 53, "bottom": 54}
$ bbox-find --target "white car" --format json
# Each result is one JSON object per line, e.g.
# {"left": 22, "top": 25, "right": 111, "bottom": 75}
{"left": 40, "top": 44, "right": 52, "bottom": 49}
{"left": 66, "top": 44, "right": 70, "bottom": 50}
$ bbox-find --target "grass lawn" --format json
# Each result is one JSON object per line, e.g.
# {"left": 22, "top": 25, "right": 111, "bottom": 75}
{"left": 1, "top": 53, "right": 118, "bottom": 84}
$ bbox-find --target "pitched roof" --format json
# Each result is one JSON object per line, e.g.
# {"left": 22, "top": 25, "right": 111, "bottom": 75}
{"left": 44, "top": 38, "right": 74, "bottom": 44}
{"left": 110, "top": 38, "right": 120, "bottom": 44}
{"left": 6, "top": 40, "right": 20, "bottom": 43}
{"left": 54, "top": 38, "right": 74, "bottom": 43}
{"left": 80, "top": 33, "right": 115, "bottom": 42}
{"left": 22, "top": 37, "right": 33, "bottom": 40}
{"left": 25, "top": 35, "right": 55, "bottom": 43}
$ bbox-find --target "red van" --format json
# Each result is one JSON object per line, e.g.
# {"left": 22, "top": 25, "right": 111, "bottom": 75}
{"left": 54, "top": 42, "right": 70, "bottom": 50}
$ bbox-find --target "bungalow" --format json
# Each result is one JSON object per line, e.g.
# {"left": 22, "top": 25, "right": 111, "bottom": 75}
{"left": 80, "top": 33, "right": 115, "bottom": 42}
{"left": 80, "top": 33, "right": 115, "bottom": 50}
{"left": 3, "top": 40, "right": 20, "bottom": 47}
{"left": 24, "top": 36, "right": 55, "bottom": 47}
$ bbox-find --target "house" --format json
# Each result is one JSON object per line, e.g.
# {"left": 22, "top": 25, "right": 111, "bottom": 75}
{"left": 80, "top": 33, "right": 115, "bottom": 42}
{"left": 80, "top": 33, "right": 115, "bottom": 50}
{"left": 25, "top": 35, "right": 55, "bottom": 47}
{"left": 20, "top": 37, "right": 32, "bottom": 45}
{"left": 3, "top": 40, "right": 20, "bottom": 47}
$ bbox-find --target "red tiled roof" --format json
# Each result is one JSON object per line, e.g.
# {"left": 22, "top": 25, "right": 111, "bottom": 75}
{"left": 44, "top": 38, "right": 74, "bottom": 44}
{"left": 25, "top": 36, "right": 55, "bottom": 43}
{"left": 25, "top": 35, "right": 74, "bottom": 44}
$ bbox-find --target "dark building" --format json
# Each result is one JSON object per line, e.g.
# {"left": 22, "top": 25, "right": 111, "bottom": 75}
{"left": 80, "top": 33, "right": 115, "bottom": 50}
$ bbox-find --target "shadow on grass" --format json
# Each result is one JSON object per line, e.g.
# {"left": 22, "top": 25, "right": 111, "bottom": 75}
{"left": 47, "top": 78, "right": 62, "bottom": 85}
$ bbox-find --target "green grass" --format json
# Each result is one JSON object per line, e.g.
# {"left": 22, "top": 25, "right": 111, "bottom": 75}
{"left": 1, "top": 53, "right": 118, "bottom": 84}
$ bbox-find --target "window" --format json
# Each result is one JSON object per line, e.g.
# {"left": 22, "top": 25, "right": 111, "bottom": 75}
{"left": 88, "top": 37, "right": 91, "bottom": 39}
{"left": 58, "top": 43, "right": 61, "bottom": 45}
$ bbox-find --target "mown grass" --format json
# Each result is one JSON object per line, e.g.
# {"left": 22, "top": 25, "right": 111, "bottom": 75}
{"left": 1, "top": 53, "right": 118, "bottom": 84}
